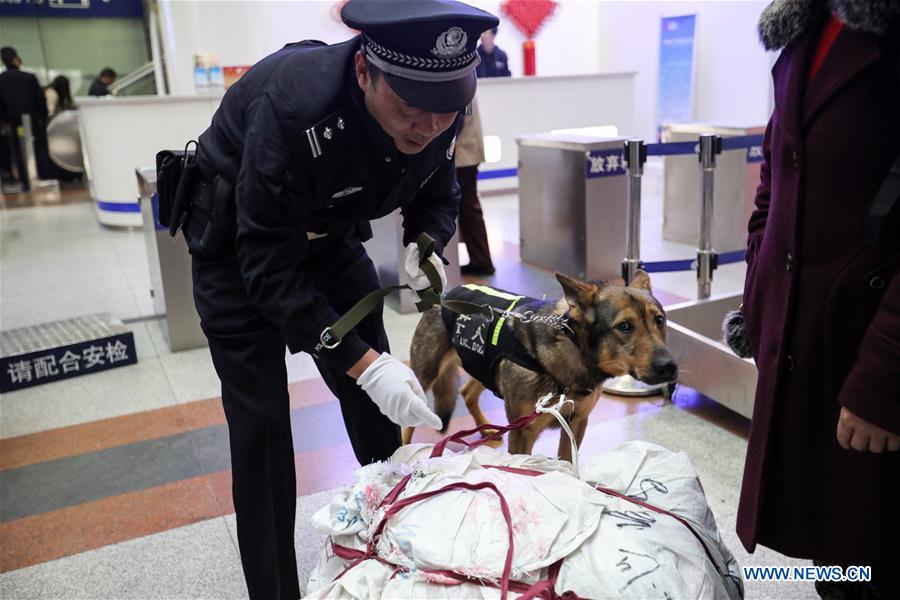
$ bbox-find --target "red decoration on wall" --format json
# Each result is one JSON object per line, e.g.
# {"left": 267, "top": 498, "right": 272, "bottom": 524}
{"left": 501, "top": 0, "right": 557, "bottom": 38}
{"left": 522, "top": 40, "right": 536, "bottom": 76}
{"left": 500, "top": 0, "right": 557, "bottom": 76}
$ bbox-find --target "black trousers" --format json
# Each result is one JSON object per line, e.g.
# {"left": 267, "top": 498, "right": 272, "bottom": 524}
{"left": 456, "top": 165, "right": 494, "bottom": 268}
{"left": 186, "top": 216, "right": 400, "bottom": 599}
{"left": 1, "top": 124, "right": 28, "bottom": 190}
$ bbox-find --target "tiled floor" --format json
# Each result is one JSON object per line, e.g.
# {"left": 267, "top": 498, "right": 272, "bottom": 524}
{"left": 0, "top": 180, "right": 818, "bottom": 599}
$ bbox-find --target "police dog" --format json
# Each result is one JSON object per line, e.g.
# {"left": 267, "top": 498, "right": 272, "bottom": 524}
{"left": 405, "top": 270, "right": 677, "bottom": 461}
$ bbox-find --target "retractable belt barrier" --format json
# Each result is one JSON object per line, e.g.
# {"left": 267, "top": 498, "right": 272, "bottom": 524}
{"left": 604, "top": 133, "right": 761, "bottom": 396}
{"left": 644, "top": 133, "right": 763, "bottom": 158}
{"left": 620, "top": 134, "right": 763, "bottom": 293}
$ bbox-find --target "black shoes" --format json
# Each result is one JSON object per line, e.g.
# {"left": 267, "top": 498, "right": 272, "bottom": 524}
{"left": 460, "top": 264, "right": 496, "bottom": 276}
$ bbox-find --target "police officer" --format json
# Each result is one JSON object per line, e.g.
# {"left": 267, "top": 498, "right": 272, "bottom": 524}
{"left": 184, "top": 1, "right": 498, "bottom": 597}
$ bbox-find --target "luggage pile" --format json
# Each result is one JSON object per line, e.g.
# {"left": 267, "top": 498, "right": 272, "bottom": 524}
{"left": 305, "top": 408, "right": 743, "bottom": 599}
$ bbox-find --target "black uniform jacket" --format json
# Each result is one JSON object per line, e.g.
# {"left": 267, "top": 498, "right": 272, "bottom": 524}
{"left": 475, "top": 45, "right": 511, "bottom": 77}
{"left": 0, "top": 67, "right": 47, "bottom": 126}
{"left": 196, "top": 36, "right": 462, "bottom": 370}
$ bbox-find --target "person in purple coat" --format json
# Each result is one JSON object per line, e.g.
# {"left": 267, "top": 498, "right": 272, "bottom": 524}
{"left": 739, "top": 0, "right": 900, "bottom": 597}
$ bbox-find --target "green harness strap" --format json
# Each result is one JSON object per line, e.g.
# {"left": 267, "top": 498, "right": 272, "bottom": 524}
{"left": 460, "top": 284, "right": 524, "bottom": 346}
{"left": 317, "top": 233, "right": 491, "bottom": 351}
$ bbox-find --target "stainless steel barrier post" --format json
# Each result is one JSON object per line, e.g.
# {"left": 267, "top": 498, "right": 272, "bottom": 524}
{"left": 603, "top": 139, "right": 668, "bottom": 399}
{"left": 622, "top": 139, "right": 647, "bottom": 284}
{"left": 697, "top": 134, "right": 721, "bottom": 299}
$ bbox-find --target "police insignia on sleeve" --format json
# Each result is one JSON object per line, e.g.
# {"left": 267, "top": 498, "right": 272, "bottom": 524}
{"left": 446, "top": 135, "right": 457, "bottom": 160}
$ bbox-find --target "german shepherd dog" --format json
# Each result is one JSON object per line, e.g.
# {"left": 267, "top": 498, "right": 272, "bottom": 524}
{"left": 405, "top": 270, "right": 677, "bottom": 461}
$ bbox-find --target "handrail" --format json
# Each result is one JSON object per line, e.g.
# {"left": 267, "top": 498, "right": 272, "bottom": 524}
{"left": 108, "top": 62, "right": 156, "bottom": 95}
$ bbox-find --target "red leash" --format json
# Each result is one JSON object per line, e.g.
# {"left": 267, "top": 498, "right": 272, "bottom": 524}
{"left": 429, "top": 411, "right": 543, "bottom": 458}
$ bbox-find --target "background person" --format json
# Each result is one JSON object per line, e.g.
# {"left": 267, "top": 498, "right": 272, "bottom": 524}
{"left": 88, "top": 67, "right": 116, "bottom": 96}
{"left": 475, "top": 27, "right": 511, "bottom": 77}
{"left": 45, "top": 75, "right": 74, "bottom": 118}
{"left": 0, "top": 46, "right": 51, "bottom": 187}
{"left": 455, "top": 96, "right": 496, "bottom": 276}
{"left": 738, "top": 1, "right": 900, "bottom": 597}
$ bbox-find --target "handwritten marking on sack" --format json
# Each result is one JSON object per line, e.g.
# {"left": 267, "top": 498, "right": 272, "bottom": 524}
{"left": 628, "top": 478, "right": 669, "bottom": 502}
{"left": 651, "top": 586, "right": 674, "bottom": 600}
{"left": 617, "top": 548, "right": 662, "bottom": 591}
{"left": 335, "top": 506, "right": 360, "bottom": 528}
{"left": 608, "top": 509, "right": 657, "bottom": 530}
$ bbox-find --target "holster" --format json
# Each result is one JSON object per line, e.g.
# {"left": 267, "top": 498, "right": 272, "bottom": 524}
{"left": 198, "top": 174, "right": 236, "bottom": 252}
{"left": 155, "top": 149, "right": 186, "bottom": 230}
{"left": 155, "top": 143, "right": 199, "bottom": 237}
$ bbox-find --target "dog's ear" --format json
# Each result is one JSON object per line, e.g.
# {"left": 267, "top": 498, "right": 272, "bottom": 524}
{"left": 629, "top": 269, "right": 652, "bottom": 292}
{"left": 556, "top": 273, "right": 597, "bottom": 308}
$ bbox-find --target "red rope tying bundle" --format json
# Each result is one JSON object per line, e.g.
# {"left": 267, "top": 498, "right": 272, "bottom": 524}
{"left": 328, "top": 411, "right": 717, "bottom": 599}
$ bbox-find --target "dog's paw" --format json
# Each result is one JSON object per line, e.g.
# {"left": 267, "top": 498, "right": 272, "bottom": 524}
{"left": 439, "top": 412, "right": 452, "bottom": 434}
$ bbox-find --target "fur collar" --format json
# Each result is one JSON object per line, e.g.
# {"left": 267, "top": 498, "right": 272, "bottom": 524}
{"left": 759, "top": 0, "right": 900, "bottom": 50}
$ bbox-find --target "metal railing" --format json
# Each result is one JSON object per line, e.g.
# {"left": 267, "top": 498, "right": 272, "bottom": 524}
{"left": 108, "top": 62, "right": 157, "bottom": 96}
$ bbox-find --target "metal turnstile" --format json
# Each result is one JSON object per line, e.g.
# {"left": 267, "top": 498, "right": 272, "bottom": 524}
{"left": 661, "top": 123, "right": 765, "bottom": 252}
{"left": 517, "top": 134, "right": 628, "bottom": 280}
{"left": 137, "top": 167, "right": 207, "bottom": 351}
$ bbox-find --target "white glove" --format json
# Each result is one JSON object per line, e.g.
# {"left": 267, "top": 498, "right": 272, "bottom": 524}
{"left": 356, "top": 353, "right": 442, "bottom": 429}
{"left": 404, "top": 242, "right": 447, "bottom": 293}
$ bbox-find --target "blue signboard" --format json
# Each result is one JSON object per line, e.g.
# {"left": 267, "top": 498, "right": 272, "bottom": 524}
{"left": 585, "top": 149, "right": 627, "bottom": 179}
{"left": 746, "top": 143, "right": 764, "bottom": 163}
{"left": 0, "top": 0, "right": 143, "bottom": 18}
{"left": 657, "top": 14, "right": 697, "bottom": 128}
{"left": 1, "top": 331, "right": 137, "bottom": 393}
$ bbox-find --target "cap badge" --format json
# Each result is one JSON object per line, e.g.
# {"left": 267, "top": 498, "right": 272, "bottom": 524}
{"left": 432, "top": 26, "right": 468, "bottom": 58}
